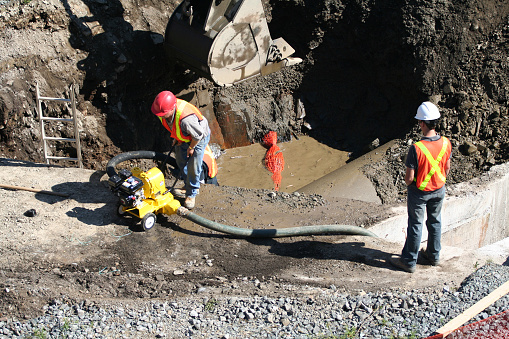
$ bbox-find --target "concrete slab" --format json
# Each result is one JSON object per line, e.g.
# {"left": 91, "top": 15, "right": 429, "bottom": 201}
{"left": 475, "top": 238, "right": 509, "bottom": 265}
{"left": 297, "top": 141, "right": 396, "bottom": 204}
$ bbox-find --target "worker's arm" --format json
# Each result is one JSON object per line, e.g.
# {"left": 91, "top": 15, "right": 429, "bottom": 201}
{"left": 180, "top": 114, "right": 207, "bottom": 157}
{"left": 405, "top": 167, "right": 415, "bottom": 186}
{"left": 445, "top": 157, "right": 451, "bottom": 176}
{"left": 404, "top": 144, "right": 417, "bottom": 186}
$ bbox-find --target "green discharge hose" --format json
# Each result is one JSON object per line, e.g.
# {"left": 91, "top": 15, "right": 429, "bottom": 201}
{"left": 177, "top": 207, "right": 378, "bottom": 238}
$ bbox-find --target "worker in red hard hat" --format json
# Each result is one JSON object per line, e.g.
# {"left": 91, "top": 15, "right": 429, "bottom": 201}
{"left": 151, "top": 91, "right": 217, "bottom": 209}
{"left": 390, "top": 101, "right": 452, "bottom": 273}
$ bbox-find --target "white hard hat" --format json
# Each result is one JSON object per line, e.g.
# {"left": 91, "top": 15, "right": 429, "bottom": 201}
{"left": 415, "top": 101, "right": 440, "bottom": 120}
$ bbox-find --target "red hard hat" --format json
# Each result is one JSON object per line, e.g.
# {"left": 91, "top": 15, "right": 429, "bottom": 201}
{"left": 151, "top": 91, "right": 176, "bottom": 117}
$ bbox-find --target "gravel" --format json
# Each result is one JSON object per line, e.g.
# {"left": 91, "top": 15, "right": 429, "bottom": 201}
{"left": 1, "top": 263, "right": 508, "bottom": 338}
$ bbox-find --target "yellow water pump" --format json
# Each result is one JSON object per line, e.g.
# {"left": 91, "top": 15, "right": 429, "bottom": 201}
{"left": 108, "top": 166, "right": 181, "bottom": 231}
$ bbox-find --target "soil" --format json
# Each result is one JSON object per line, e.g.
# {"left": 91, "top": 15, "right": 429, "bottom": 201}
{"left": 0, "top": 0, "right": 509, "bottom": 323}
{"left": 0, "top": 156, "right": 494, "bottom": 322}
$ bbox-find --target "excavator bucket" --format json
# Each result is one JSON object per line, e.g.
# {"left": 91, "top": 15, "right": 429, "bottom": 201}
{"left": 164, "top": 0, "right": 302, "bottom": 87}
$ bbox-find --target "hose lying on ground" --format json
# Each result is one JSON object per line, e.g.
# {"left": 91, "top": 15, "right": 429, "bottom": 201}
{"left": 107, "top": 151, "right": 378, "bottom": 238}
{"left": 177, "top": 207, "right": 377, "bottom": 238}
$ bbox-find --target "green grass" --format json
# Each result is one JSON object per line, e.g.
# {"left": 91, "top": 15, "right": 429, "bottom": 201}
{"left": 204, "top": 297, "right": 218, "bottom": 312}
{"left": 29, "top": 328, "right": 47, "bottom": 339}
{"left": 339, "top": 326, "right": 357, "bottom": 338}
{"left": 389, "top": 331, "right": 418, "bottom": 339}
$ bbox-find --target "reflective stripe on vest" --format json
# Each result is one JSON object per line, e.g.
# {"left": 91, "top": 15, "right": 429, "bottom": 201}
{"left": 414, "top": 137, "right": 449, "bottom": 191}
{"left": 174, "top": 100, "right": 189, "bottom": 142}
{"left": 158, "top": 99, "right": 203, "bottom": 143}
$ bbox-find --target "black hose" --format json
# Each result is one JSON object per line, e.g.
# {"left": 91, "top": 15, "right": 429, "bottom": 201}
{"left": 177, "top": 207, "right": 378, "bottom": 238}
{"left": 106, "top": 150, "right": 177, "bottom": 178}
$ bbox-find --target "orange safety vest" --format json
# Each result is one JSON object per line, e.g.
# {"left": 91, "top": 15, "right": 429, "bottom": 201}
{"left": 203, "top": 145, "right": 218, "bottom": 179}
{"left": 414, "top": 136, "right": 451, "bottom": 191}
{"left": 158, "top": 99, "right": 217, "bottom": 179}
{"left": 158, "top": 99, "right": 204, "bottom": 142}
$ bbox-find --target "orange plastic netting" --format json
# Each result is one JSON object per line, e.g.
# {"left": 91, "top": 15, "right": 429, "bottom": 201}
{"left": 424, "top": 309, "right": 509, "bottom": 339}
{"left": 263, "top": 131, "right": 284, "bottom": 191}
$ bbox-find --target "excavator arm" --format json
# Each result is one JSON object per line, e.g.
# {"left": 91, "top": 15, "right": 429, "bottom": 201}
{"left": 164, "top": 0, "right": 302, "bottom": 86}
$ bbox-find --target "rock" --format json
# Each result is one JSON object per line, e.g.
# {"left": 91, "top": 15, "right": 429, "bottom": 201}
{"left": 443, "top": 84, "right": 455, "bottom": 94}
{"left": 24, "top": 209, "right": 37, "bottom": 217}
{"left": 117, "top": 54, "right": 127, "bottom": 64}
{"left": 150, "top": 33, "right": 164, "bottom": 45}
{"left": 459, "top": 141, "right": 478, "bottom": 155}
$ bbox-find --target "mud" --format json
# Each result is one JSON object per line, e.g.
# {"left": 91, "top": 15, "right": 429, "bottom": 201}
{"left": 216, "top": 135, "right": 350, "bottom": 192}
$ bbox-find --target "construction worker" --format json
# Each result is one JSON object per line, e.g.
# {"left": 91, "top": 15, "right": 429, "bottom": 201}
{"left": 151, "top": 91, "right": 217, "bottom": 209}
{"left": 390, "top": 101, "right": 452, "bottom": 273}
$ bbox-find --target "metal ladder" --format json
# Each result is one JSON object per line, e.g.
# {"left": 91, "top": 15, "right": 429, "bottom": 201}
{"left": 36, "top": 83, "right": 83, "bottom": 168}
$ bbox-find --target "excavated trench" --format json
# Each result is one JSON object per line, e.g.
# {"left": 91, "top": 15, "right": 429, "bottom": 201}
{"left": 1, "top": 0, "right": 508, "bottom": 182}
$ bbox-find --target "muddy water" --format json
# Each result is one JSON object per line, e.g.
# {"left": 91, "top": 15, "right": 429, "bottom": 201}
{"left": 216, "top": 136, "right": 350, "bottom": 192}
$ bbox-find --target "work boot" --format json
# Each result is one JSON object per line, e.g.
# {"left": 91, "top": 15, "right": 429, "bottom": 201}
{"left": 389, "top": 256, "right": 416, "bottom": 273}
{"left": 184, "top": 196, "right": 195, "bottom": 209}
{"left": 173, "top": 188, "right": 199, "bottom": 199}
{"left": 172, "top": 187, "right": 186, "bottom": 198}
{"left": 419, "top": 248, "right": 440, "bottom": 266}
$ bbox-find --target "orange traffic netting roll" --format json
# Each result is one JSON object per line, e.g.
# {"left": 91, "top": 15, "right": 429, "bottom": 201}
{"left": 263, "top": 131, "right": 284, "bottom": 191}
{"left": 424, "top": 309, "right": 509, "bottom": 339}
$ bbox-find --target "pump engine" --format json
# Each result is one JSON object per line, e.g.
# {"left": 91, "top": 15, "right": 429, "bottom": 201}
{"left": 108, "top": 167, "right": 181, "bottom": 231}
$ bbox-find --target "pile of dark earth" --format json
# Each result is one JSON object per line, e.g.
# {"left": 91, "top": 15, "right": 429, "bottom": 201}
{"left": 0, "top": 263, "right": 508, "bottom": 338}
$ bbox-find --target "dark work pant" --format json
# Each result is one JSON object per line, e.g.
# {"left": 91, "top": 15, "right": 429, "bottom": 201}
{"left": 401, "top": 186, "right": 445, "bottom": 266}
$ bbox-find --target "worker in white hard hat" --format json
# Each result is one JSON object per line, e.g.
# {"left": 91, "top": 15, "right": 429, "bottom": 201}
{"left": 390, "top": 101, "right": 452, "bottom": 273}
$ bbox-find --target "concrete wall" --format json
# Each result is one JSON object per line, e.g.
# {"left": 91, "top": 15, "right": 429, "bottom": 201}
{"left": 370, "top": 162, "right": 509, "bottom": 250}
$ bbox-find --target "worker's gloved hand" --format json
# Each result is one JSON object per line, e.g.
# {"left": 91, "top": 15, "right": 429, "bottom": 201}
{"left": 187, "top": 147, "right": 195, "bottom": 157}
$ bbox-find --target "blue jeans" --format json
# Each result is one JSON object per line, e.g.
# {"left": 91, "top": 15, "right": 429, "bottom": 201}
{"left": 401, "top": 185, "right": 445, "bottom": 266}
{"left": 174, "top": 134, "right": 210, "bottom": 198}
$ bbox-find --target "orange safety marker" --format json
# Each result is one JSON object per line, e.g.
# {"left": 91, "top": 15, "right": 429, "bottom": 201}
{"left": 424, "top": 279, "right": 509, "bottom": 338}
{"left": 262, "top": 131, "right": 284, "bottom": 191}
